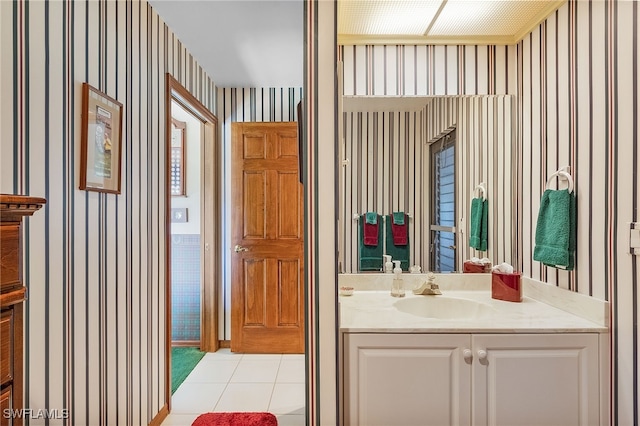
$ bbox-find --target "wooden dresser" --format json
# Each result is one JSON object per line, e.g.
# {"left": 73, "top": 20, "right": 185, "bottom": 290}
{"left": 0, "top": 195, "right": 45, "bottom": 426}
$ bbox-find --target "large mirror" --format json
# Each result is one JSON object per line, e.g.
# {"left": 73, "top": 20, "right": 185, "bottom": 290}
{"left": 338, "top": 94, "right": 517, "bottom": 273}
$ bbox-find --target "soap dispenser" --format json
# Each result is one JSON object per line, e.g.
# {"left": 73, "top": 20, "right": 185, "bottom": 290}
{"left": 383, "top": 255, "right": 393, "bottom": 273}
{"left": 391, "top": 260, "right": 405, "bottom": 297}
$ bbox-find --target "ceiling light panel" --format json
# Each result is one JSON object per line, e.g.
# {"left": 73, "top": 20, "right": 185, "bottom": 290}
{"left": 428, "top": 0, "right": 554, "bottom": 37}
{"left": 338, "top": 0, "right": 443, "bottom": 36}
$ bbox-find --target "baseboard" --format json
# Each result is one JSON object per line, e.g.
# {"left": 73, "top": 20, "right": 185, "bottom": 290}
{"left": 149, "top": 404, "right": 169, "bottom": 426}
{"left": 219, "top": 340, "right": 231, "bottom": 348}
{"left": 171, "top": 340, "right": 200, "bottom": 347}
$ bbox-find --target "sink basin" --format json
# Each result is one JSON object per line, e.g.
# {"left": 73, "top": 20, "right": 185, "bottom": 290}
{"left": 393, "top": 296, "right": 496, "bottom": 320}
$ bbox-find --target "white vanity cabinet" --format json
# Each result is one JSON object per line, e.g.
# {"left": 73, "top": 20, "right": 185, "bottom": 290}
{"left": 342, "top": 332, "right": 601, "bottom": 426}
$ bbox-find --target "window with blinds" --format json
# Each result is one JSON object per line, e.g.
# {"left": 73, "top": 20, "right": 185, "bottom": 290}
{"left": 430, "top": 130, "right": 456, "bottom": 272}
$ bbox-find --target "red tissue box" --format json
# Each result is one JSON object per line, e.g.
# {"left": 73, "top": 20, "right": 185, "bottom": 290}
{"left": 463, "top": 260, "right": 492, "bottom": 273}
{"left": 491, "top": 271, "right": 522, "bottom": 302}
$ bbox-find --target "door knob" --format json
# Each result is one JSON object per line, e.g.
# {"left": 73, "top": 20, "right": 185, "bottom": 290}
{"left": 463, "top": 349, "right": 473, "bottom": 362}
{"left": 234, "top": 245, "right": 248, "bottom": 253}
{"left": 477, "top": 349, "right": 488, "bottom": 360}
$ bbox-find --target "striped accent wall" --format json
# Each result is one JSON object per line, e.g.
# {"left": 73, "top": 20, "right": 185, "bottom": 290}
{"left": 340, "top": 44, "right": 518, "bottom": 96}
{"left": 454, "top": 96, "right": 518, "bottom": 269}
{"left": 216, "top": 87, "right": 303, "bottom": 340}
{"left": 520, "top": 1, "right": 638, "bottom": 423}
{"left": 340, "top": 109, "right": 424, "bottom": 272}
{"left": 340, "top": 95, "right": 516, "bottom": 273}
{"left": 305, "top": 1, "right": 338, "bottom": 424}
{"left": 0, "top": 1, "right": 217, "bottom": 424}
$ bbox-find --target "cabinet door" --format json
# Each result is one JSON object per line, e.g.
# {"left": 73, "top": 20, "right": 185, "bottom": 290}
{"left": 472, "top": 333, "right": 599, "bottom": 426}
{"left": 343, "top": 333, "right": 471, "bottom": 426}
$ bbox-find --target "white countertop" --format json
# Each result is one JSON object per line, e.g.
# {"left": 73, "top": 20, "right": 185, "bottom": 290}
{"left": 338, "top": 289, "right": 608, "bottom": 333}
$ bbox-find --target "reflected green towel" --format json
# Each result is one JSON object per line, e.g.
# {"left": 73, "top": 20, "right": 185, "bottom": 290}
{"left": 392, "top": 211, "right": 405, "bottom": 225}
{"left": 365, "top": 212, "right": 377, "bottom": 224}
{"left": 469, "top": 197, "right": 488, "bottom": 251}
{"left": 533, "top": 189, "right": 576, "bottom": 270}
{"left": 359, "top": 215, "right": 382, "bottom": 271}
{"left": 385, "top": 214, "right": 410, "bottom": 270}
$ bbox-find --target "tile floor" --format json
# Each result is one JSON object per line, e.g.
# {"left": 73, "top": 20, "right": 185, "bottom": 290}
{"left": 161, "top": 349, "right": 306, "bottom": 426}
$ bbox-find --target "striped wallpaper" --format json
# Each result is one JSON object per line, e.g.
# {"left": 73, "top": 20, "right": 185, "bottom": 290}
{"left": 340, "top": 95, "right": 517, "bottom": 273}
{"left": 341, "top": 44, "right": 518, "bottom": 96}
{"left": 519, "top": 1, "right": 638, "bottom": 423}
{"left": 0, "top": 1, "right": 217, "bottom": 424}
{"left": 336, "top": 0, "right": 640, "bottom": 423}
{"left": 304, "top": 1, "right": 338, "bottom": 424}
{"left": 216, "top": 87, "right": 303, "bottom": 340}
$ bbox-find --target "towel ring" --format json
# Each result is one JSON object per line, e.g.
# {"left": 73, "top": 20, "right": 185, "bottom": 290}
{"left": 545, "top": 170, "right": 574, "bottom": 193}
{"left": 474, "top": 183, "right": 486, "bottom": 200}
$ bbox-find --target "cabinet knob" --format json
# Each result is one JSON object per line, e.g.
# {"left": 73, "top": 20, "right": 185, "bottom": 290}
{"left": 477, "top": 349, "right": 488, "bottom": 360}
{"left": 463, "top": 349, "right": 473, "bottom": 361}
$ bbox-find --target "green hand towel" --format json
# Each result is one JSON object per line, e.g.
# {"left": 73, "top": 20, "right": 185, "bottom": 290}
{"left": 385, "top": 214, "right": 410, "bottom": 270}
{"left": 392, "top": 211, "right": 405, "bottom": 225}
{"left": 533, "top": 189, "right": 576, "bottom": 270}
{"left": 469, "top": 197, "right": 488, "bottom": 251}
{"left": 365, "top": 212, "right": 377, "bottom": 224}
{"left": 359, "top": 215, "right": 383, "bottom": 271}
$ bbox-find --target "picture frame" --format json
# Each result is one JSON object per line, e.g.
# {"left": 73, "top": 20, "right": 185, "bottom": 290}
{"left": 79, "top": 82, "right": 123, "bottom": 194}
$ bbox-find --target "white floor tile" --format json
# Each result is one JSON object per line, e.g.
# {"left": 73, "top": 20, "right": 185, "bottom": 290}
{"left": 171, "top": 382, "right": 227, "bottom": 414}
{"left": 169, "top": 349, "right": 306, "bottom": 422}
{"left": 269, "top": 383, "right": 306, "bottom": 415}
{"left": 230, "top": 359, "right": 281, "bottom": 383}
{"left": 184, "top": 359, "right": 239, "bottom": 383}
{"left": 276, "top": 358, "right": 306, "bottom": 383}
{"left": 276, "top": 414, "right": 307, "bottom": 426}
{"left": 213, "top": 383, "right": 274, "bottom": 412}
{"left": 161, "top": 413, "right": 199, "bottom": 425}
{"left": 207, "top": 348, "right": 243, "bottom": 360}
{"left": 241, "top": 353, "right": 283, "bottom": 360}
{"left": 281, "top": 354, "right": 305, "bottom": 361}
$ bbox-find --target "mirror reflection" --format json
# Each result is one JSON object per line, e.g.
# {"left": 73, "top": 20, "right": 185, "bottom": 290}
{"left": 338, "top": 95, "right": 516, "bottom": 273}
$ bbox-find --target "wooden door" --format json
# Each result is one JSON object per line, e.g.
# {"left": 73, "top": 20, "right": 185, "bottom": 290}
{"left": 231, "top": 122, "right": 304, "bottom": 353}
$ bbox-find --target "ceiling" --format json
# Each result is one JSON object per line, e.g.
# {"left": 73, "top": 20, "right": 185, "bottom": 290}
{"left": 149, "top": 0, "right": 565, "bottom": 88}
{"left": 338, "top": 0, "right": 566, "bottom": 45}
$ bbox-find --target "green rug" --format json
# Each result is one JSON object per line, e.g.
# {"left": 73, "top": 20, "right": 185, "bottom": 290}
{"left": 172, "top": 346, "right": 206, "bottom": 394}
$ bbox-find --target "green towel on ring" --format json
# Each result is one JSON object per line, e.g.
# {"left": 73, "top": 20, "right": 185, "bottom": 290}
{"left": 469, "top": 197, "right": 488, "bottom": 251}
{"left": 533, "top": 189, "right": 576, "bottom": 270}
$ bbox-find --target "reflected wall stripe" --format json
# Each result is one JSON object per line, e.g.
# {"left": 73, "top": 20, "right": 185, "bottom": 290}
{"left": 634, "top": 1, "right": 639, "bottom": 422}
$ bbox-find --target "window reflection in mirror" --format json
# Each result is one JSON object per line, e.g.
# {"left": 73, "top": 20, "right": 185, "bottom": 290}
{"left": 430, "top": 130, "right": 456, "bottom": 273}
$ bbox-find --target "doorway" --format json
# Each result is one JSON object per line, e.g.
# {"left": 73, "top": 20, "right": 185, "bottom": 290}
{"left": 164, "top": 74, "right": 221, "bottom": 410}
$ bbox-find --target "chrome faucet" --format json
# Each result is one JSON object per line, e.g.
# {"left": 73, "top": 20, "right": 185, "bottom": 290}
{"left": 412, "top": 272, "right": 442, "bottom": 295}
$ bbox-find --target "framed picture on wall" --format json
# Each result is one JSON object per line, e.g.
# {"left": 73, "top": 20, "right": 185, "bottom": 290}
{"left": 79, "top": 82, "right": 123, "bottom": 194}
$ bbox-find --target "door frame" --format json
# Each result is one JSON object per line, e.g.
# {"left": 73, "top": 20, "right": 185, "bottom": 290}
{"left": 164, "top": 74, "right": 221, "bottom": 410}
